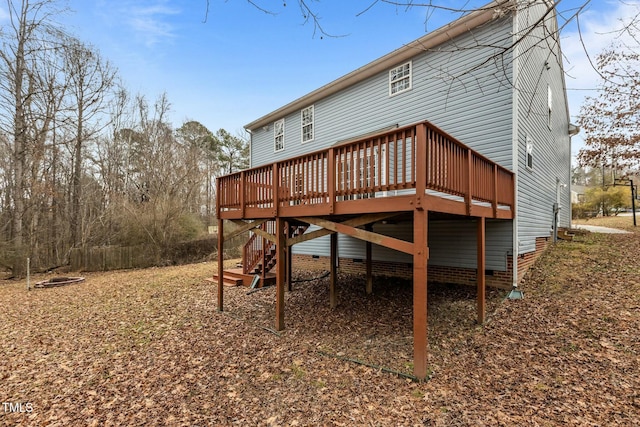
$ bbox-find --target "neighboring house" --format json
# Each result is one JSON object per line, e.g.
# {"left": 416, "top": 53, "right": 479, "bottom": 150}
{"left": 216, "top": 0, "right": 578, "bottom": 379}
{"left": 572, "top": 185, "right": 587, "bottom": 204}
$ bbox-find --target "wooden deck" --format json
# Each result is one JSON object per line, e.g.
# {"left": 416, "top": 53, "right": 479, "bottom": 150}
{"left": 215, "top": 120, "right": 515, "bottom": 380}
{"left": 217, "top": 121, "right": 514, "bottom": 221}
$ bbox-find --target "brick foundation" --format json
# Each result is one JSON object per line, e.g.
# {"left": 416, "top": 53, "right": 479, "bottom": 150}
{"left": 292, "top": 235, "right": 550, "bottom": 290}
{"left": 515, "top": 236, "right": 550, "bottom": 282}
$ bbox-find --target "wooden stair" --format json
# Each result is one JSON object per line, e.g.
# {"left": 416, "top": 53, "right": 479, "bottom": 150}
{"left": 557, "top": 227, "right": 575, "bottom": 241}
{"left": 243, "top": 223, "right": 309, "bottom": 277}
{"left": 210, "top": 223, "right": 309, "bottom": 289}
{"left": 210, "top": 268, "right": 277, "bottom": 288}
{"left": 210, "top": 268, "right": 254, "bottom": 287}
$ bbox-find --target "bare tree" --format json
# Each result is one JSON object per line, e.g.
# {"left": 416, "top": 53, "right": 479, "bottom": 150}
{"left": 578, "top": 45, "right": 640, "bottom": 172}
{"left": 62, "top": 37, "right": 116, "bottom": 247}
{"left": 0, "top": 0, "right": 67, "bottom": 275}
{"left": 175, "top": 120, "right": 218, "bottom": 218}
{"left": 103, "top": 93, "right": 205, "bottom": 250}
{"left": 89, "top": 85, "right": 132, "bottom": 245}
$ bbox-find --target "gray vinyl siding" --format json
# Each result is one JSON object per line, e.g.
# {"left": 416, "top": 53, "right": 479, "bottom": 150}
{"left": 513, "top": 2, "right": 572, "bottom": 254}
{"left": 250, "top": 3, "right": 571, "bottom": 268}
{"left": 250, "top": 16, "right": 515, "bottom": 170}
{"left": 253, "top": 14, "right": 517, "bottom": 270}
{"left": 428, "top": 219, "right": 512, "bottom": 270}
{"left": 293, "top": 218, "right": 512, "bottom": 271}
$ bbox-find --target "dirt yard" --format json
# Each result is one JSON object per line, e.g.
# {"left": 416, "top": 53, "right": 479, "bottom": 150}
{"left": 1, "top": 221, "right": 639, "bottom": 426}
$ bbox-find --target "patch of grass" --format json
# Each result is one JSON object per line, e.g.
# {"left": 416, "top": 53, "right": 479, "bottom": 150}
{"left": 312, "top": 379, "right": 326, "bottom": 388}
{"left": 535, "top": 382, "right": 549, "bottom": 391}
{"left": 601, "top": 315, "right": 615, "bottom": 323}
{"left": 270, "top": 373, "right": 283, "bottom": 381}
{"left": 290, "top": 362, "right": 306, "bottom": 379}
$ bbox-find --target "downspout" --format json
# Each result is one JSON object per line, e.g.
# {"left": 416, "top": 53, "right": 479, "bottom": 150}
{"left": 567, "top": 123, "right": 580, "bottom": 223}
{"left": 553, "top": 178, "right": 567, "bottom": 243}
{"left": 511, "top": 5, "right": 520, "bottom": 290}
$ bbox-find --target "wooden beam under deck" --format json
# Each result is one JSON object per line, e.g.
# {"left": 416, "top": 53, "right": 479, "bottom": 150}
{"left": 226, "top": 219, "right": 269, "bottom": 240}
{"left": 287, "top": 212, "right": 399, "bottom": 246}
{"left": 298, "top": 217, "right": 414, "bottom": 256}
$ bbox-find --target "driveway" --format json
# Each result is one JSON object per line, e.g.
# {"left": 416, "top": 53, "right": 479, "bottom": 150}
{"left": 571, "top": 224, "right": 632, "bottom": 234}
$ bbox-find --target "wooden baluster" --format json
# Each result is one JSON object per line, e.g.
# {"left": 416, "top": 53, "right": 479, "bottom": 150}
{"left": 492, "top": 164, "right": 498, "bottom": 217}
{"left": 328, "top": 148, "right": 335, "bottom": 213}
{"left": 272, "top": 163, "right": 279, "bottom": 217}
{"left": 465, "top": 150, "right": 472, "bottom": 216}
{"left": 385, "top": 135, "right": 390, "bottom": 191}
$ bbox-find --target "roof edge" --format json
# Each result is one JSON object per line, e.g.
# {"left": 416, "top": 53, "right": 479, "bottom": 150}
{"left": 244, "top": 0, "right": 510, "bottom": 131}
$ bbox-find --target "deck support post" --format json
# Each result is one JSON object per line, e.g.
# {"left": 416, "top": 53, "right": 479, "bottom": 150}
{"left": 365, "top": 223, "right": 373, "bottom": 294}
{"left": 413, "top": 208, "right": 429, "bottom": 380}
{"left": 262, "top": 235, "right": 268, "bottom": 285}
{"left": 275, "top": 217, "right": 286, "bottom": 331}
{"left": 330, "top": 232, "right": 337, "bottom": 309}
{"left": 217, "top": 218, "right": 224, "bottom": 312}
{"left": 285, "top": 222, "right": 292, "bottom": 292}
{"left": 477, "top": 217, "right": 486, "bottom": 324}
{"left": 286, "top": 243, "right": 293, "bottom": 292}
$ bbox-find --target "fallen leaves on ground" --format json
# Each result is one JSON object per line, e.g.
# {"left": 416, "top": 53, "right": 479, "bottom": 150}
{"left": 1, "top": 231, "right": 639, "bottom": 426}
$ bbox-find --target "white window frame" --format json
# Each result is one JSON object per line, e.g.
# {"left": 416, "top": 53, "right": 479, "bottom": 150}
{"left": 526, "top": 137, "right": 534, "bottom": 170}
{"left": 389, "top": 61, "right": 412, "bottom": 96}
{"left": 274, "top": 119, "right": 284, "bottom": 152}
{"left": 547, "top": 84, "right": 553, "bottom": 129}
{"left": 301, "top": 105, "right": 314, "bottom": 143}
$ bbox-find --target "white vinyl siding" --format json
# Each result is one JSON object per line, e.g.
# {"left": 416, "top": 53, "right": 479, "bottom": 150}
{"left": 301, "top": 105, "right": 314, "bottom": 143}
{"left": 389, "top": 61, "right": 412, "bottom": 96}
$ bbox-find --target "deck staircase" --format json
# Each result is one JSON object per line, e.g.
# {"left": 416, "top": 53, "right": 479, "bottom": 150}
{"left": 212, "top": 222, "right": 308, "bottom": 287}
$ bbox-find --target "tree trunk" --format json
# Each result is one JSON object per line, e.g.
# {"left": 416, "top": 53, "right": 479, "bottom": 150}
{"left": 71, "top": 107, "right": 83, "bottom": 248}
{"left": 10, "top": 4, "right": 29, "bottom": 277}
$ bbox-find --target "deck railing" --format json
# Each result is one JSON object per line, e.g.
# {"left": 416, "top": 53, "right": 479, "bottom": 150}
{"left": 217, "top": 121, "right": 514, "bottom": 219}
{"left": 242, "top": 220, "right": 277, "bottom": 275}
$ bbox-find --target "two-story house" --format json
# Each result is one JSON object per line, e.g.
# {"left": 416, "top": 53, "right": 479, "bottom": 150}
{"left": 216, "top": 0, "right": 577, "bottom": 379}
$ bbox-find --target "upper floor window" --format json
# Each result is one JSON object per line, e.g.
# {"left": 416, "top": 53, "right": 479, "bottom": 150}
{"left": 274, "top": 119, "right": 284, "bottom": 152}
{"left": 301, "top": 105, "right": 314, "bottom": 143}
{"left": 547, "top": 84, "right": 553, "bottom": 129}
{"left": 526, "top": 137, "right": 534, "bottom": 170}
{"left": 389, "top": 61, "right": 412, "bottom": 96}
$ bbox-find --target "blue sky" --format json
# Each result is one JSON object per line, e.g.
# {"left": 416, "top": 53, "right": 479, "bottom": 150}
{"left": 6, "top": 0, "right": 640, "bottom": 161}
